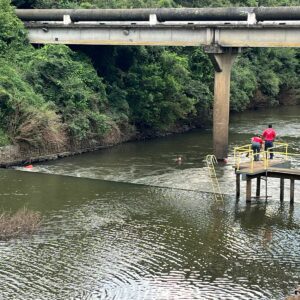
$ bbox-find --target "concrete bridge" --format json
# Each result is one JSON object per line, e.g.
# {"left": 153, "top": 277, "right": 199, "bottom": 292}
{"left": 16, "top": 7, "right": 300, "bottom": 159}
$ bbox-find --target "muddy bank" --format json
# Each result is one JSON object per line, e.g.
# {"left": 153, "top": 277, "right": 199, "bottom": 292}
{"left": 0, "top": 100, "right": 298, "bottom": 167}
{"left": 278, "top": 88, "right": 300, "bottom": 106}
{"left": 250, "top": 89, "right": 300, "bottom": 109}
{"left": 0, "top": 124, "right": 136, "bottom": 167}
{"left": 0, "top": 121, "right": 202, "bottom": 167}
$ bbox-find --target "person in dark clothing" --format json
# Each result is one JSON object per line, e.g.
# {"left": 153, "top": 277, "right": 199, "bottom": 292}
{"left": 251, "top": 134, "right": 263, "bottom": 161}
{"left": 262, "top": 124, "right": 276, "bottom": 159}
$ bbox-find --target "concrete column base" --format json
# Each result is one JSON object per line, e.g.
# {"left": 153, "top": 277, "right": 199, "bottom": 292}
{"left": 206, "top": 47, "right": 240, "bottom": 160}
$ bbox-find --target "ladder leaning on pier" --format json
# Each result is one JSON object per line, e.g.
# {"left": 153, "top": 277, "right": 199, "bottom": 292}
{"left": 205, "top": 155, "right": 224, "bottom": 203}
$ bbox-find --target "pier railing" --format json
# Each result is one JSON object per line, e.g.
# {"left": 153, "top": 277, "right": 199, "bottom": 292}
{"left": 234, "top": 142, "right": 289, "bottom": 173}
{"left": 264, "top": 142, "right": 288, "bottom": 168}
{"left": 234, "top": 142, "right": 300, "bottom": 203}
{"left": 234, "top": 144, "right": 254, "bottom": 172}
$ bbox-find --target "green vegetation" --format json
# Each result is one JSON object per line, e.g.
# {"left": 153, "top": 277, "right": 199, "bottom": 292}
{"left": 0, "top": 0, "right": 27, "bottom": 52}
{"left": 23, "top": 0, "right": 176, "bottom": 9}
{"left": 1, "top": 0, "right": 300, "bottom": 150}
{"left": 0, "top": 59, "right": 63, "bottom": 146}
{"left": 13, "top": 0, "right": 300, "bottom": 8}
{"left": 1, "top": 0, "right": 113, "bottom": 147}
{"left": 25, "top": 45, "right": 111, "bottom": 140}
{"left": 115, "top": 48, "right": 199, "bottom": 130}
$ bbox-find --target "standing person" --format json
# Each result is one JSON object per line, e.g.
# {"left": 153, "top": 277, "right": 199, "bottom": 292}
{"left": 262, "top": 124, "right": 276, "bottom": 159}
{"left": 251, "top": 134, "right": 263, "bottom": 161}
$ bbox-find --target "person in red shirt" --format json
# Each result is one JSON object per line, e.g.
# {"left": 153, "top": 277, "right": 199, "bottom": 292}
{"left": 262, "top": 124, "right": 276, "bottom": 159}
{"left": 251, "top": 134, "right": 263, "bottom": 161}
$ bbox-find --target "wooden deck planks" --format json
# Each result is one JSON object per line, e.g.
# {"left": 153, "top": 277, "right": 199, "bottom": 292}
{"left": 235, "top": 159, "right": 289, "bottom": 175}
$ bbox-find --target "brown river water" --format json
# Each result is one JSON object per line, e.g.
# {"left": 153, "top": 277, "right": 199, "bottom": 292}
{"left": 0, "top": 106, "right": 300, "bottom": 299}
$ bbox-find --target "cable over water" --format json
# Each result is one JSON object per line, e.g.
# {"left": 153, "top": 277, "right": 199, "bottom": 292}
{"left": 1, "top": 106, "right": 300, "bottom": 299}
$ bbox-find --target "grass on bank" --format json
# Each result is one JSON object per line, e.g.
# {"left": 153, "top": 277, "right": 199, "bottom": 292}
{"left": 0, "top": 208, "right": 42, "bottom": 240}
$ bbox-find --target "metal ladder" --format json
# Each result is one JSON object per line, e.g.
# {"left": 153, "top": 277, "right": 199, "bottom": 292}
{"left": 205, "top": 155, "right": 224, "bottom": 203}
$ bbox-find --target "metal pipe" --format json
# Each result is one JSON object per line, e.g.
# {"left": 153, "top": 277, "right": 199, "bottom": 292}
{"left": 255, "top": 7, "right": 300, "bottom": 21}
{"left": 15, "top": 8, "right": 252, "bottom": 22}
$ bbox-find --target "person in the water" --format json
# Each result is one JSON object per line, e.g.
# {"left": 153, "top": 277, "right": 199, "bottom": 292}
{"left": 175, "top": 155, "right": 182, "bottom": 164}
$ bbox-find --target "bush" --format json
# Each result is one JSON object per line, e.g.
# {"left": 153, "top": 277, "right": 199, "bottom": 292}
{"left": 0, "top": 128, "right": 10, "bottom": 146}
{"left": 0, "top": 0, "right": 28, "bottom": 53}
{"left": 25, "top": 45, "right": 111, "bottom": 139}
{"left": 3, "top": 0, "right": 300, "bottom": 148}
{"left": 231, "top": 55, "right": 257, "bottom": 111}
{"left": 0, "top": 1, "right": 116, "bottom": 147}
{"left": 0, "top": 60, "right": 66, "bottom": 146}
{"left": 126, "top": 48, "right": 197, "bottom": 130}
{"left": 34, "top": 0, "right": 176, "bottom": 9}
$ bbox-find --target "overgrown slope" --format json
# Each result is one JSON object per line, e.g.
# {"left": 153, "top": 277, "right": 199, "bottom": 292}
{"left": 1, "top": 0, "right": 300, "bottom": 150}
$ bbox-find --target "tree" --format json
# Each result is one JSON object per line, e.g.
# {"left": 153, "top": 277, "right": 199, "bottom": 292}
{"left": 25, "top": 45, "right": 111, "bottom": 139}
{"left": 0, "top": 0, "right": 28, "bottom": 53}
{"left": 126, "top": 49, "right": 196, "bottom": 130}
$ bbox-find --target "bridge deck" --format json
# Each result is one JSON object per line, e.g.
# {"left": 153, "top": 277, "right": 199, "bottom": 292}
{"left": 22, "top": 21, "right": 300, "bottom": 47}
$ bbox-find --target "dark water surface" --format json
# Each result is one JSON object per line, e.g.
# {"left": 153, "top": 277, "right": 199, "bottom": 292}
{"left": 1, "top": 106, "right": 300, "bottom": 299}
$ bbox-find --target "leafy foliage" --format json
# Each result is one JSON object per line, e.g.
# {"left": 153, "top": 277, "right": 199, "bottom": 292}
{"left": 32, "top": 0, "right": 176, "bottom": 8}
{"left": 0, "top": 129, "right": 10, "bottom": 146}
{"left": 25, "top": 45, "right": 110, "bottom": 139}
{"left": 231, "top": 55, "right": 257, "bottom": 111}
{"left": 1, "top": 0, "right": 300, "bottom": 149}
{"left": 0, "top": 0, "right": 113, "bottom": 147}
{"left": 0, "top": 59, "right": 64, "bottom": 146}
{"left": 175, "top": 0, "right": 299, "bottom": 6}
{"left": 125, "top": 49, "right": 196, "bottom": 130}
{"left": 0, "top": 0, "right": 27, "bottom": 53}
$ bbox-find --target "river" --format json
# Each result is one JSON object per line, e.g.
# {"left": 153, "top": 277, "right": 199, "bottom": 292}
{"left": 0, "top": 106, "right": 300, "bottom": 299}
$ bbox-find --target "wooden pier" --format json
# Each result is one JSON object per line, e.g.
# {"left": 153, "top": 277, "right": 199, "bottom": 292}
{"left": 235, "top": 159, "right": 300, "bottom": 203}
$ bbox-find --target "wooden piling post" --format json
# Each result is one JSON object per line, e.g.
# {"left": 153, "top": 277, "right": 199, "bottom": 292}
{"left": 280, "top": 178, "right": 284, "bottom": 202}
{"left": 236, "top": 173, "right": 240, "bottom": 200}
{"left": 232, "top": 152, "right": 299, "bottom": 204}
{"left": 256, "top": 176, "right": 261, "bottom": 198}
{"left": 246, "top": 177, "right": 252, "bottom": 202}
{"left": 290, "top": 179, "right": 295, "bottom": 204}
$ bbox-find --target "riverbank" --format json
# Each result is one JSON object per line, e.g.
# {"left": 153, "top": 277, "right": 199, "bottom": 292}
{"left": 1, "top": 103, "right": 299, "bottom": 168}
{"left": 0, "top": 123, "right": 134, "bottom": 167}
{"left": 0, "top": 121, "right": 199, "bottom": 168}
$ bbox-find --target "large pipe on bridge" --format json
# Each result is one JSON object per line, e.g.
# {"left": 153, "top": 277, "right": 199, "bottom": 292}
{"left": 15, "top": 8, "right": 251, "bottom": 22}
{"left": 15, "top": 7, "right": 300, "bottom": 22}
{"left": 254, "top": 7, "right": 300, "bottom": 21}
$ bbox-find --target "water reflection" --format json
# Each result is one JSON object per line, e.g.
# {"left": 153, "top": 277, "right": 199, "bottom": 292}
{"left": 235, "top": 202, "right": 300, "bottom": 232}
{"left": 0, "top": 171, "right": 299, "bottom": 299}
{"left": 1, "top": 106, "right": 300, "bottom": 299}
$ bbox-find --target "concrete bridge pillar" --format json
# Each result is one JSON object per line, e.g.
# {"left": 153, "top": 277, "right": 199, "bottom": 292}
{"left": 205, "top": 46, "right": 240, "bottom": 160}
